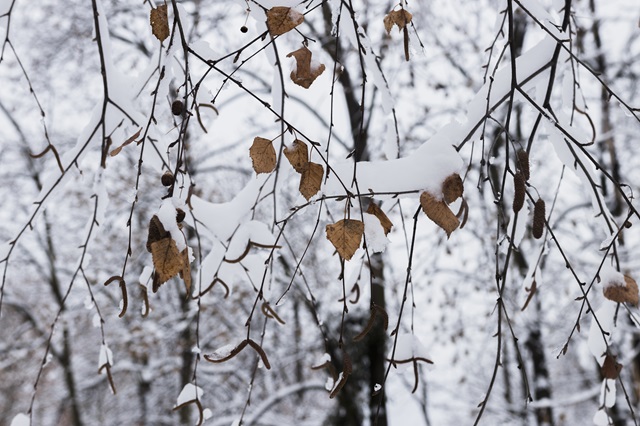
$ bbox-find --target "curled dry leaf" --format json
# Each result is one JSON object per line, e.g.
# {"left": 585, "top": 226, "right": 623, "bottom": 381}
{"left": 601, "top": 354, "right": 623, "bottom": 379}
{"left": 299, "top": 162, "right": 323, "bottom": 200}
{"left": 366, "top": 202, "right": 393, "bottom": 235}
{"left": 383, "top": 9, "right": 413, "bottom": 34}
{"left": 326, "top": 219, "right": 364, "bottom": 261}
{"left": 249, "top": 137, "right": 276, "bottom": 174}
{"left": 420, "top": 192, "right": 459, "bottom": 238}
{"left": 266, "top": 7, "right": 304, "bottom": 37}
{"left": 150, "top": 5, "right": 170, "bottom": 42}
{"left": 110, "top": 128, "right": 142, "bottom": 157}
{"left": 287, "top": 46, "right": 326, "bottom": 89}
{"left": 442, "top": 173, "right": 463, "bottom": 204}
{"left": 603, "top": 275, "right": 639, "bottom": 305}
{"left": 284, "top": 139, "right": 309, "bottom": 173}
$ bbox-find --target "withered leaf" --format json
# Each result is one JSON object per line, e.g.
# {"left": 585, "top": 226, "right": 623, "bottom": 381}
{"left": 366, "top": 203, "right": 393, "bottom": 235}
{"left": 602, "top": 354, "right": 623, "bottom": 379}
{"left": 249, "top": 137, "right": 276, "bottom": 174}
{"left": 299, "top": 161, "right": 323, "bottom": 200}
{"left": 150, "top": 238, "right": 183, "bottom": 290}
{"left": 603, "top": 275, "right": 639, "bottom": 305}
{"left": 286, "top": 46, "right": 326, "bottom": 89}
{"left": 147, "top": 215, "right": 170, "bottom": 252}
{"left": 326, "top": 219, "right": 364, "bottom": 261}
{"left": 150, "top": 5, "right": 170, "bottom": 42}
{"left": 420, "top": 192, "right": 459, "bottom": 238}
{"left": 110, "top": 128, "right": 142, "bottom": 157}
{"left": 442, "top": 173, "right": 464, "bottom": 204}
{"left": 383, "top": 9, "right": 412, "bottom": 34}
{"left": 284, "top": 139, "right": 309, "bottom": 173}
{"left": 266, "top": 7, "right": 304, "bottom": 37}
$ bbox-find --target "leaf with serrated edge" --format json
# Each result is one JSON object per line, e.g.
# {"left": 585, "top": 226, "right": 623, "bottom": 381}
{"left": 287, "top": 46, "right": 325, "bottom": 89}
{"left": 266, "top": 7, "right": 304, "bottom": 37}
{"left": 326, "top": 219, "right": 364, "bottom": 261}
{"left": 299, "top": 162, "right": 323, "bottom": 200}
{"left": 420, "top": 192, "right": 459, "bottom": 238}
{"left": 249, "top": 137, "right": 276, "bottom": 174}
{"left": 366, "top": 203, "right": 393, "bottom": 235}
{"left": 150, "top": 5, "right": 170, "bottom": 42}
{"left": 150, "top": 238, "right": 183, "bottom": 288}
{"left": 383, "top": 9, "right": 412, "bottom": 34}
{"left": 284, "top": 139, "right": 309, "bottom": 173}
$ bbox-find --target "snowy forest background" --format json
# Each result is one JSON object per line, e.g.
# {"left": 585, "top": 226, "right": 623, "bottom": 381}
{"left": 1, "top": 0, "right": 640, "bottom": 425}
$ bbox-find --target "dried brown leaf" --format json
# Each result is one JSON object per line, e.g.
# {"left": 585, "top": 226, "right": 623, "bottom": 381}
{"left": 266, "top": 7, "right": 304, "bottom": 37}
{"left": 147, "top": 215, "right": 170, "bottom": 252}
{"left": 110, "top": 128, "right": 142, "bottom": 157}
{"left": 150, "top": 5, "right": 170, "bottom": 42}
{"left": 420, "top": 192, "right": 459, "bottom": 238}
{"left": 366, "top": 203, "right": 393, "bottom": 235}
{"left": 383, "top": 9, "right": 413, "bottom": 34}
{"left": 150, "top": 238, "right": 183, "bottom": 291}
{"left": 287, "top": 46, "right": 325, "bottom": 89}
{"left": 284, "top": 139, "right": 309, "bottom": 173}
{"left": 249, "top": 137, "right": 276, "bottom": 174}
{"left": 603, "top": 275, "right": 639, "bottom": 306}
{"left": 601, "top": 354, "right": 622, "bottom": 379}
{"left": 299, "top": 161, "right": 323, "bottom": 200}
{"left": 442, "top": 173, "right": 463, "bottom": 204}
{"left": 326, "top": 219, "right": 364, "bottom": 261}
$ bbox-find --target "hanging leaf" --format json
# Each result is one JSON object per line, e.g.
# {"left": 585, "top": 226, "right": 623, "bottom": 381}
{"left": 266, "top": 7, "right": 304, "bottom": 37}
{"left": 603, "top": 275, "right": 639, "bottom": 305}
{"left": 109, "top": 128, "right": 142, "bottom": 157}
{"left": 299, "top": 162, "right": 323, "bottom": 200}
{"left": 150, "top": 238, "right": 184, "bottom": 290}
{"left": 420, "top": 192, "right": 459, "bottom": 238}
{"left": 326, "top": 219, "right": 364, "bottom": 261}
{"left": 286, "top": 46, "right": 326, "bottom": 89}
{"left": 150, "top": 5, "right": 170, "bottom": 42}
{"left": 284, "top": 139, "right": 309, "bottom": 173}
{"left": 442, "top": 173, "right": 463, "bottom": 204}
{"left": 147, "top": 215, "right": 170, "bottom": 252}
{"left": 601, "top": 354, "right": 622, "bottom": 379}
{"left": 366, "top": 203, "right": 393, "bottom": 235}
{"left": 383, "top": 9, "right": 412, "bottom": 34}
{"left": 249, "top": 137, "right": 276, "bottom": 174}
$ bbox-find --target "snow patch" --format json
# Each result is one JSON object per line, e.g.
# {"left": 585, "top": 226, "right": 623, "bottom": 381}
{"left": 176, "top": 383, "right": 204, "bottom": 406}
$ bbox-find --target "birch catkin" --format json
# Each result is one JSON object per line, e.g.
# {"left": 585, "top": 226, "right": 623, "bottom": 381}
{"left": 532, "top": 198, "right": 545, "bottom": 239}
{"left": 513, "top": 172, "right": 525, "bottom": 213}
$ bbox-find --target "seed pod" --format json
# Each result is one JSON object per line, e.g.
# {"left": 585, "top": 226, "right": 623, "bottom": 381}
{"left": 171, "top": 100, "right": 184, "bottom": 116}
{"left": 161, "top": 171, "right": 174, "bottom": 187}
{"left": 532, "top": 198, "right": 545, "bottom": 239}
{"left": 517, "top": 149, "right": 530, "bottom": 181}
{"left": 513, "top": 172, "right": 525, "bottom": 213}
{"left": 240, "top": 25, "right": 248, "bottom": 33}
